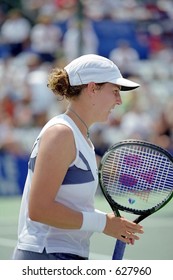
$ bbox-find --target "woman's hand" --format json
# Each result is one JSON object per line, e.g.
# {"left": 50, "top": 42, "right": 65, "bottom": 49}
{"left": 103, "top": 213, "right": 144, "bottom": 244}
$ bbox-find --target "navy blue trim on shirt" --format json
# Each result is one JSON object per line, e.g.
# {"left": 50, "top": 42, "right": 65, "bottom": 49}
{"left": 62, "top": 165, "right": 94, "bottom": 185}
{"left": 62, "top": 151, "right": 94, "bottom": 185}
{"left": 78, "top": 151, "right": 91, "bottom": 170}
{"left": 28, "top": 156, "right": 37, "bottom": 172}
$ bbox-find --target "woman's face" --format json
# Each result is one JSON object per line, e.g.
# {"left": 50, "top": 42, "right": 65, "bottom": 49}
{"left": 94, "top": 83, "right": 122, "bottom": 122}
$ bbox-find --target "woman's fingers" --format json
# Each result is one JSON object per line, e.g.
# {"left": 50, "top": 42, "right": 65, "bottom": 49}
{"left": 126, "top": 221, "right": 144, "bottom": 233}
{"left": 103, "top": 213, "right": 144, "bottom": 244}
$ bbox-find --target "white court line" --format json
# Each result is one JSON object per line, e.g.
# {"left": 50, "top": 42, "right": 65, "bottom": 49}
{"left": 0, "top": 238, "right": 16, "bottom": 248}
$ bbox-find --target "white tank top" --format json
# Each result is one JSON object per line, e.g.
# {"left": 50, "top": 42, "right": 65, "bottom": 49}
{"left": 17, "top": 114, "right": 98, "bottom": 258}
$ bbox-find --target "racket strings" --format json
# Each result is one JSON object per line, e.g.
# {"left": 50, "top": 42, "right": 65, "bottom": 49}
{"left": 102, "top": 145, "right": 173, "bottom": 211}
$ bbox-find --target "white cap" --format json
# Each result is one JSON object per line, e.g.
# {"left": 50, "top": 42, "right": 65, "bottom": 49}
{"left": 64, "top": 54, "right": 140, "bottom": 91}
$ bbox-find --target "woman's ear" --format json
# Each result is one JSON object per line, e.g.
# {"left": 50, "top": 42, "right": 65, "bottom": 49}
{"left": 87, "top": 82, "right": 96, "bottom": 95}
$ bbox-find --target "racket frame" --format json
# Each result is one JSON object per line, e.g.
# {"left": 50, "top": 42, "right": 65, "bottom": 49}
{"left": 98, "top": 139, "right": 173, "bottom": 221}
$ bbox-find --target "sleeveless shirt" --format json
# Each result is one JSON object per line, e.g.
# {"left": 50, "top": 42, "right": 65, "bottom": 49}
{"left": 17, "top": 114, "right": 98, "bottom": 258}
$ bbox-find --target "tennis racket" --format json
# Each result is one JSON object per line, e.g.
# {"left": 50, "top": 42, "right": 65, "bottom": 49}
{"left": 98, "top": 139, "right": 173, "bottom": 260}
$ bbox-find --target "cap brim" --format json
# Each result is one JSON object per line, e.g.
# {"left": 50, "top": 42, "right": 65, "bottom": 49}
{"left": 112, "top": 77, "right": 140, "bottom": 91}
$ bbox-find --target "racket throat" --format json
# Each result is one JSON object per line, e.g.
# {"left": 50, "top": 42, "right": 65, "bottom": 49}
{"left": 134, "top": 212, "right": 151, "bottom": 224}
{"left": 113, "top": 210, "right": 121, "bottom": 217}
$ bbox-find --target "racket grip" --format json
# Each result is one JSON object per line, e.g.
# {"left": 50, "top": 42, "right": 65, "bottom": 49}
{"left": 112, "top": 240, "right": 126, "bottom": 260}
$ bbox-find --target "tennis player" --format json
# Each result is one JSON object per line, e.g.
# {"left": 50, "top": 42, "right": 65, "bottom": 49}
{"left": 12, "top": 54, "right": 144, "bottom": 260}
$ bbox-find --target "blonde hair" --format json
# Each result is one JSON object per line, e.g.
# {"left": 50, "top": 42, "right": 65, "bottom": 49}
{"left": 47, "top": 68, "right": 87, "bottom": 100}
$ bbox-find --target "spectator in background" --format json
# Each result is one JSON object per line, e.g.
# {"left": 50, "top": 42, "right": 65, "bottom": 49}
{"left": 0, "top": 91, "right": 27, "bottom": 155}
{"left": 18, "top": 53, "right": 59, "bottom": 126}
{"left": 151, "top": 103, "right": 173, "bottom": 153}
{"left": 109, "top": 40, "right": 140, "bottom": 75}
{"left": 62, "top": 18, "right": 98, "bottom": 62}
{"left": 151, "top": 42, "right": 173, "bottom": 63}
{"left": 147, "top": 23, "right": 164, "bottom": 58}
{"left": 1, "top": 9, "right": 31, "bottom": 57}
{"left": 30, "top": 13, "right": 62, "bottom": 62}
{"left": 54, "top": 0, "right": 77, "bottom": 9}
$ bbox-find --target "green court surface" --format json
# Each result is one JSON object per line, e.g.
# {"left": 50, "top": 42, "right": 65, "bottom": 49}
{"left": 0, "top": 195, "right": 173, "bottom": 260}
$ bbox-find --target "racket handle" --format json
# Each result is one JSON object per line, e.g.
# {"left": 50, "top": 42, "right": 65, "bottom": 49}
{"left": 112, "top": 240, "right": 126, "bottom": 260}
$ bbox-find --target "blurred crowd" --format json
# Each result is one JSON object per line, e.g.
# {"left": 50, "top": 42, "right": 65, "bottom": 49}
{"left": 0, "top": 0, "right": 173, "bottom": 157}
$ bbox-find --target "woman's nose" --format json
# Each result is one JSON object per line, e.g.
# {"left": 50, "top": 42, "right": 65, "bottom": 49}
{"left": 116, "top": 93, "right": 122, "bottom": 105}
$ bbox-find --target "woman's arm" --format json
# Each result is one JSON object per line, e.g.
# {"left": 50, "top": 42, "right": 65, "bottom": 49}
{"left": 28, "top": 124, "right": 83, "bottom": 229}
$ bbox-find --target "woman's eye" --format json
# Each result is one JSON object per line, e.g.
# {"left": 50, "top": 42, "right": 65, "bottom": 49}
{"left": 113, "top": 91, "right": 119, "bottom": 96}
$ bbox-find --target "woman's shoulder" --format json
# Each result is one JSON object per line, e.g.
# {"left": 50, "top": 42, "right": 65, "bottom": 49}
{"left": 36, "top": 114, "right": 76, "bottom": 155}
{"left": 41, "top": 121, "right": 74, "bottom": 145}
{"left": 38, "top": 122, "right": 76, "bottom": 164}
